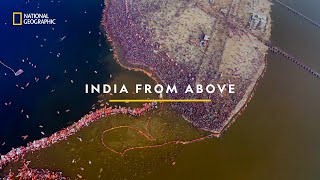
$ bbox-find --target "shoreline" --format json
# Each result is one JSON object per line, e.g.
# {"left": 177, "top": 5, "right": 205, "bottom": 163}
{"left": 1, "top": 0, "right": 272, "bottom": 171}
{"left": 219, "top": 0, "right": 273, "bottom": 135}
{"left": 218, "top": 56, "right": 268, "bottom": 136}
{"left": 0, "top": 103, "right": 157, "bottom": 170}
{"left": 102, "top": 0, "right": 272, "bottom": 137}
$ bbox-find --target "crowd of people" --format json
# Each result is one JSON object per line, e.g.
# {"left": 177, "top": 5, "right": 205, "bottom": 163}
{"left": 103, "top": 0, "right": 248, "bottom": 132}
{"left": 0, "top": 102, "right": 157, "bottom": 171}
{"left": 4, "top": 160, "right": 68, "bottom": 179}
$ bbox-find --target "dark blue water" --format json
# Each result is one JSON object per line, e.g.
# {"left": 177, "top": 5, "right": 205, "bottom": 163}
{"left": 0, "top": 0, "right": 114, "bottom": 154}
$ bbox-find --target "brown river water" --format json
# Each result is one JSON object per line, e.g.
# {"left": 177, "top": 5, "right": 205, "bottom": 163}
{"left": 2, "top": 0, "right": 320, "bottom": 179}
{"left": 147, "top": 0, "right": 320, "bottom": 179}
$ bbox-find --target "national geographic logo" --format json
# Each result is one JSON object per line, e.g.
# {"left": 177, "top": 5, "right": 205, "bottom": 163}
{"left": 12, "top": 12, "right": 56, "bottom": 26}
{"left": 12, "top": 12, "right": 22, "bottom": 26}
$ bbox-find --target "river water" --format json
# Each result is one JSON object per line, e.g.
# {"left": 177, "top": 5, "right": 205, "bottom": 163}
{"left": 0, "top": 0, "right": 116, "bottom": 153}
{"left": 147, "top": 0, "right": 320, "bottom": 179}
{"left": 1, "top": 0, "right": 320, "bottom": 179}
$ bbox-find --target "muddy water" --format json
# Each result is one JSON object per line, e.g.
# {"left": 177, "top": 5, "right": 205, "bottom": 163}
{"left": 146, "top": 0, "right": 320, "bottom": 179}
{"left": 2, "top": 0, "right": 320, "bottom": 179}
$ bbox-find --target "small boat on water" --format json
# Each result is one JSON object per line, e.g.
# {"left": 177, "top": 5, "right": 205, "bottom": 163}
{"left": 14, "top": 69, "right": 24, "bottom": 76}
{"left": 21, "top": 135, "right": 28, "bottom": 140}
{"left": 77, "top": 137, "right": 82, "bottom": 142}
{"left": 0, "top": 60, "right": 24, "bottom": 76}
{"left": 60, "top": 35, "right": 67, "bottom": 42}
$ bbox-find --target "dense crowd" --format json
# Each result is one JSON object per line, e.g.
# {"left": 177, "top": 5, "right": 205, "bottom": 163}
{"left": 4, "top": 160, "right": 68, "bottom": 180}
{"left": 103, "top": 0, "right": 248, "bottom": 132}
{"left": 0, "top": 102, "right": 157, "bottom": 170}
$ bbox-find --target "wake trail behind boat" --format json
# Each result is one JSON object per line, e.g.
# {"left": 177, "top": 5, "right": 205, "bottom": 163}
{"left": 0, "top": 60, "right": 24, "bottom": 76}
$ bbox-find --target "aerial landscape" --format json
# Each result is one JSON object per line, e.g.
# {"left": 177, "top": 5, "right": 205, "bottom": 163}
{"left": 0, "top": 0, "right": 320, "bottom": 179}
{"left": 104, "top": 0, "right": 272, "bottom": 133}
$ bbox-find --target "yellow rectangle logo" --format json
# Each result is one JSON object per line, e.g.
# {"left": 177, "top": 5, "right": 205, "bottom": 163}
{"left": 12, "top": 12, "right": 23, "bottom": 26}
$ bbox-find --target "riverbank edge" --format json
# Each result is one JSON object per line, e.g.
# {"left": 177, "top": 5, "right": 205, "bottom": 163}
{"left": 102, "top": 0, "right": 272, "bottom": 137}
{"left": 218, "top": 1, "right": 273, "bottom": 136}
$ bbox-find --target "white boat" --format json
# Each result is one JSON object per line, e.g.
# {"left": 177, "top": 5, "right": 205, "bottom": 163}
{"left": 60, "top": 35, "right": 67, "bottom": 42}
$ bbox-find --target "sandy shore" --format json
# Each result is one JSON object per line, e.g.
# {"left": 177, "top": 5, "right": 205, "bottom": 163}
{"left": 102, "top": 0, "right": 272, "bottom": 134}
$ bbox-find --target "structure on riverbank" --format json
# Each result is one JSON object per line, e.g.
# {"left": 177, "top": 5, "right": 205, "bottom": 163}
{"left": 103, "top": 0, "right": 272, "bottom": 133}
{"left": 265, "top": 42, "right": 320, "bottom": 79}
{"left": 271, "top": 0, "right": 320, "bottom": 28}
